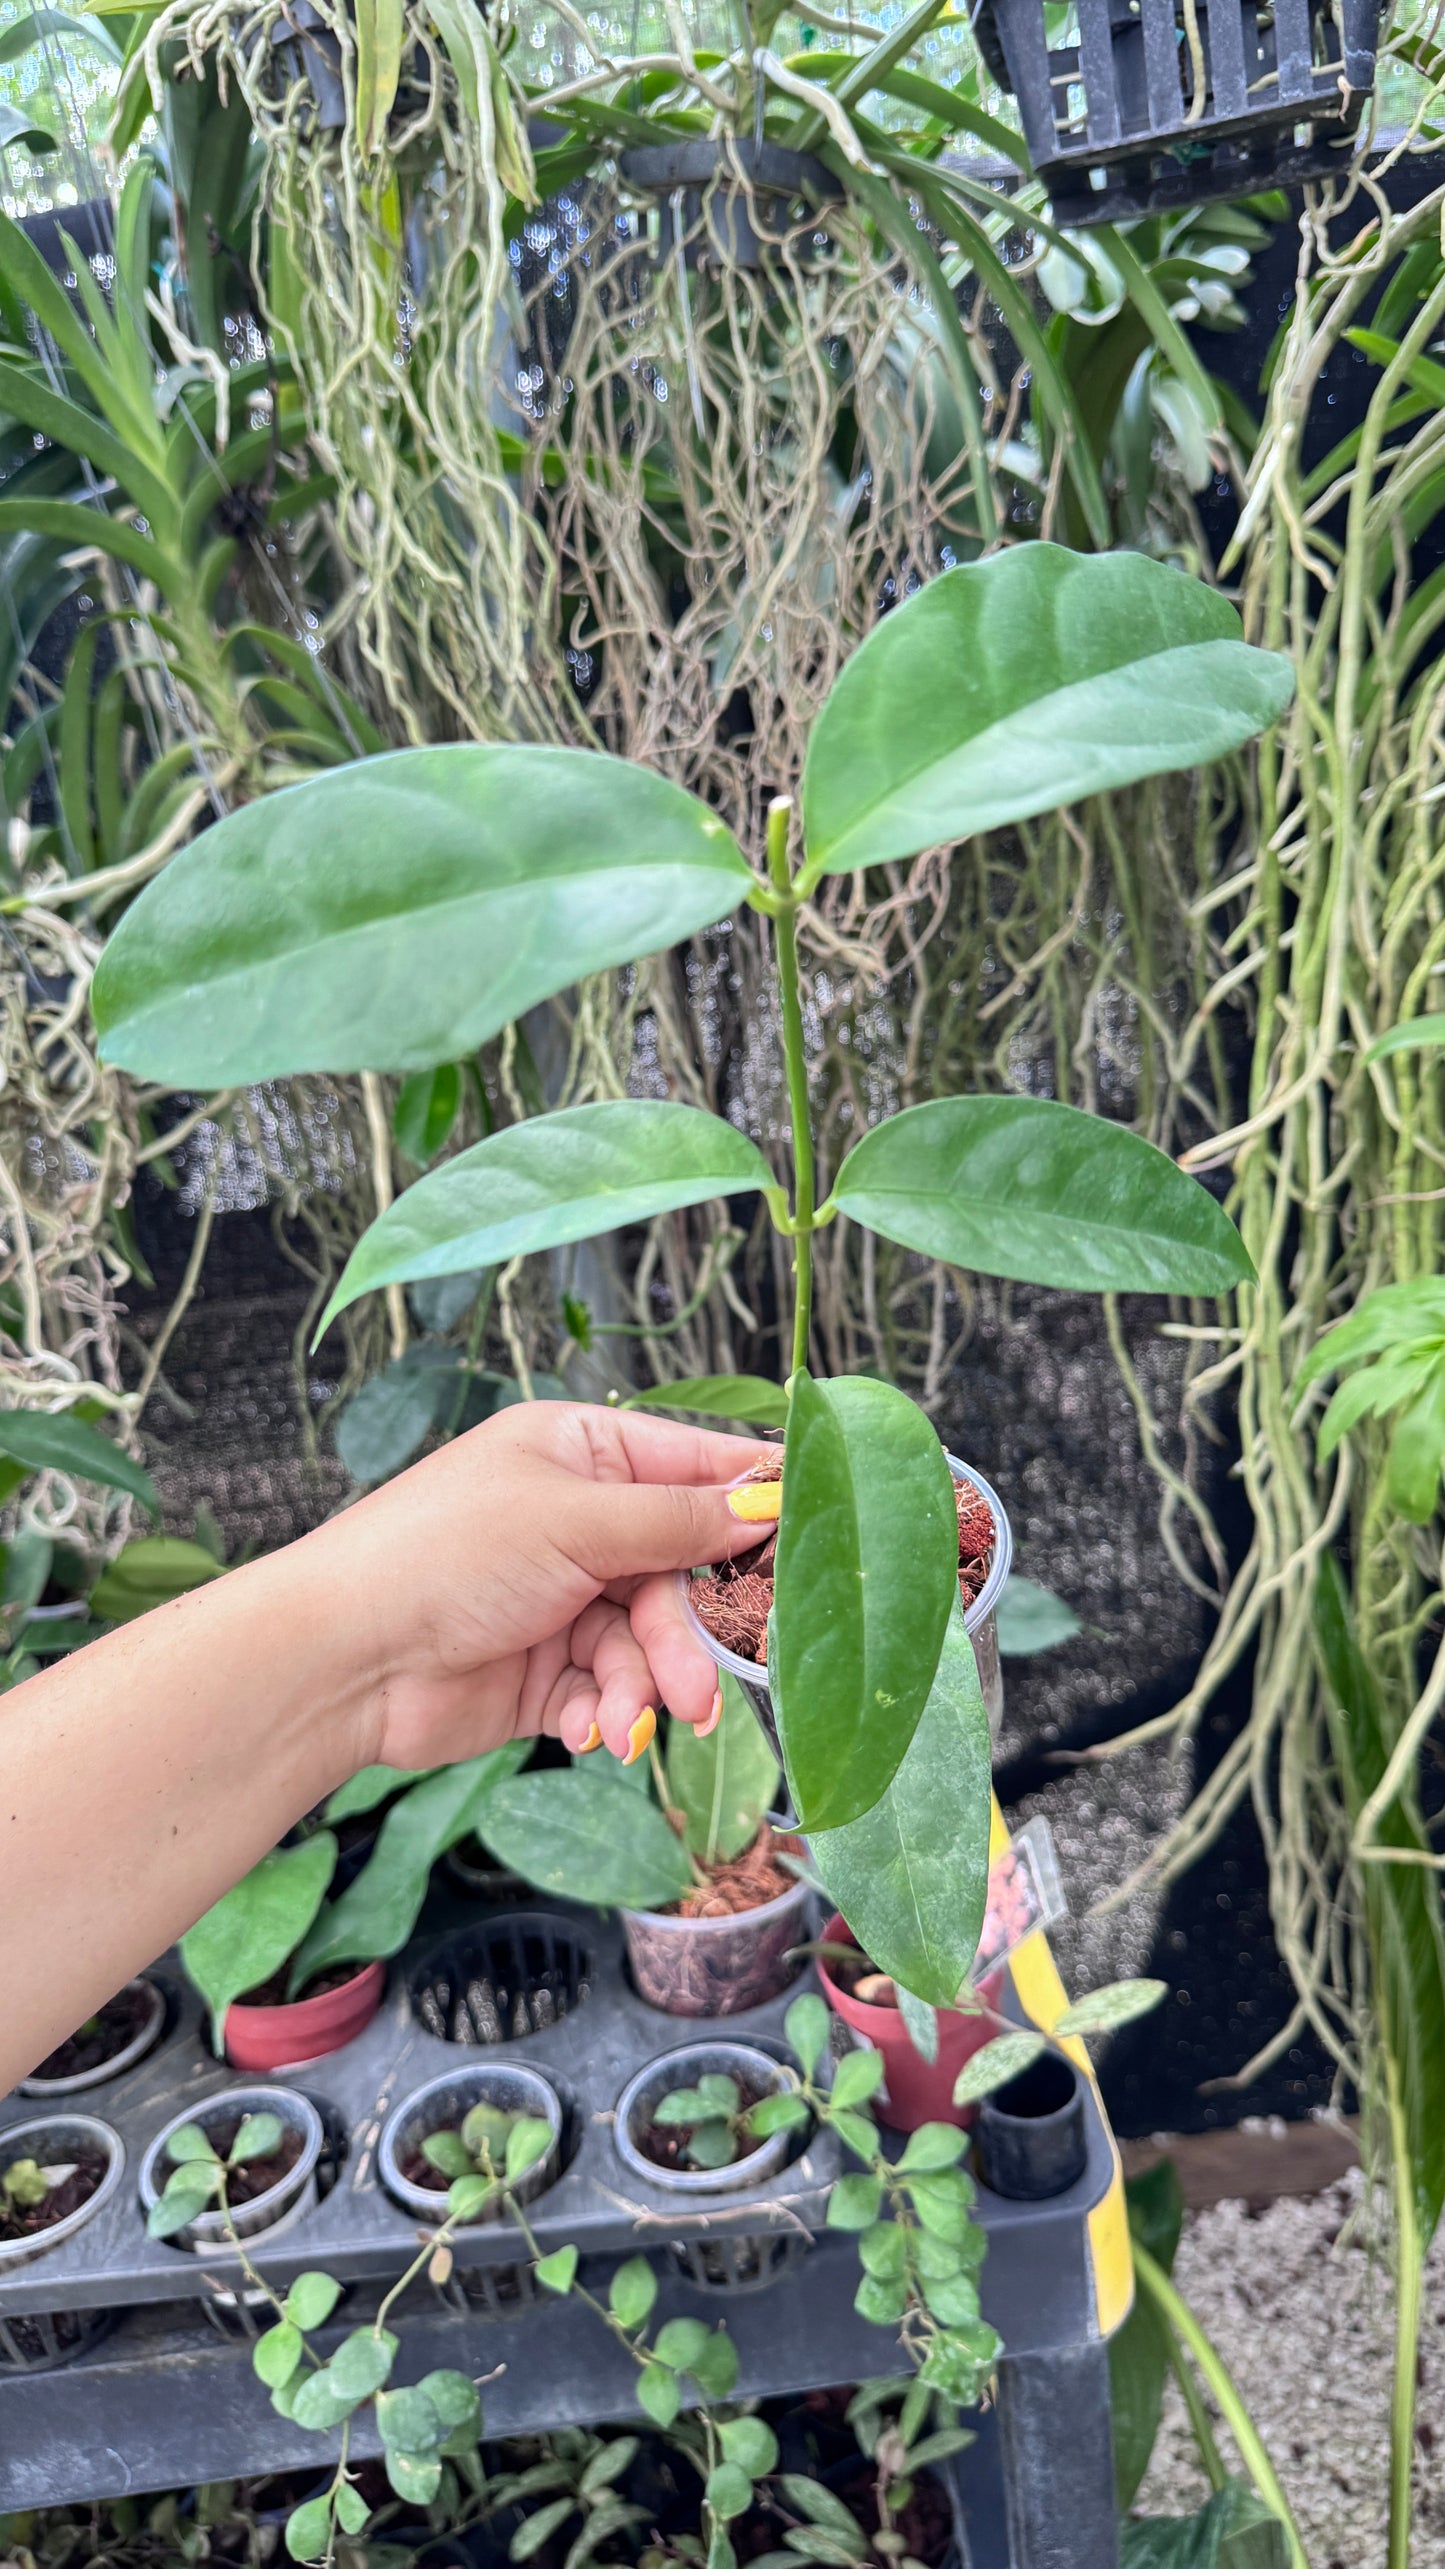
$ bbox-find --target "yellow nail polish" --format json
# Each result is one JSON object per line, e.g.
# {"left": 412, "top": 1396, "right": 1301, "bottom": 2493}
{"left": 726, "top": 1483, "right": 782, "bottom": 1523}
{"left": 697, "top": 1689, "right": 723, "bottom": 1739}
{"left": 578, "top": 1722, "right": 603, "bottom": 1754}
{"left": 623, "top": 1707, "right": 657, "bottom": 1766}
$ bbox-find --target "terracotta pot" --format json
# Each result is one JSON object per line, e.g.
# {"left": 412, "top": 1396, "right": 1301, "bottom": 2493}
{"left": 817, "top": 1914, "right": 1005, "bottom": 2133}
{"left": 223, "top": 1959, "right": 384, "bottom": 2073}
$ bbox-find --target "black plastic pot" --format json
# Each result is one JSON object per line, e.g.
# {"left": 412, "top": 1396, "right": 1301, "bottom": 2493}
{"left": 619, "top": 139, "right": 841, "bottom": 271}
{"left": 975, "top": 2053, "right": 1088, "bottom": 2201}
{"left": 975, "top": 0, "right": 1382, "bottom": 224}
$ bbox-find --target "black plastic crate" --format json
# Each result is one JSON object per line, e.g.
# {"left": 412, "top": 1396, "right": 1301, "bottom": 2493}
{"left": 974, "top": 0, "right": 1382, "bottom": 222}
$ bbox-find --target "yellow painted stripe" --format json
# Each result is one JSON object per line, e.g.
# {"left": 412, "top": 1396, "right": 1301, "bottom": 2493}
{"left": 989, "top": 1795, "right": 1135, "bottom": 2339}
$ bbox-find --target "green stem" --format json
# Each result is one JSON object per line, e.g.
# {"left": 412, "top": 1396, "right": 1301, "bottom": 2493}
{"left": 767, "top": 796, "right": 815, "bottom": 1383}
{"left": 1386, "top": 2054, "right": 1423, "bottom": 2569}
{"left": 1165, "top": 2332, "right": 1229, "bottom": 2495}
{"left": 1132, "top": 2246, "right": 1308, "bottom": 2569}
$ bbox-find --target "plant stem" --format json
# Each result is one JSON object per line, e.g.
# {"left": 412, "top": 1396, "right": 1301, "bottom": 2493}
{"left": 1386, "top": 2053, "right": 1423, "bottom": 2569}
{"left": 1165, "top": 2332, "right": 1229, "bottom": 2495}
{"left": 766, "top": 795, "right": 816, "bottom": 1383}
{"left": 1132, "top": 2245, "right": 1308, "bottom": 2569}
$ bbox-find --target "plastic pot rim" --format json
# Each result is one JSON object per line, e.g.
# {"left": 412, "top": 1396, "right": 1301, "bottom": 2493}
{"left": 678, "top": 1452, "right": 1013, "bottom": 1692}
{"left": 18, "top": 1977, "right": 166, "bottom": 2098}
{"left": 613, "top": 2039, "right": 797, "bottom": 2196}
{"left": 619, "top": 1866, "right": 810, "bottom": 1940}
{"left": 137, "top": 2085, "right": 325, "bottom": 2251}
{"left": 377, "top": 2061, "right": 564, "bottom": 2224}
{"left": 0, "top": 2114, "right": 126, "bottom": 2271}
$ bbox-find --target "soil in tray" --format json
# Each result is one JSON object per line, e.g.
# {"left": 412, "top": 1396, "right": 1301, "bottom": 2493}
{"left": 176, "top": 2115, "right": 304, "bottom": 2206}
{"left": 29, "top": 1982, "right": 154, "bottom": 2082}
{"left": 635, "top": 2077, "right": 768, "bottom": 2173}
{"left": 233, "top": 1959, "right": 367, "bottom": 2008}
{"left": 691, "top": 1463, "right": 993, "bottom": 1665}
{"left": 0, "top": 2143, "right": 108, "bottom": 2242}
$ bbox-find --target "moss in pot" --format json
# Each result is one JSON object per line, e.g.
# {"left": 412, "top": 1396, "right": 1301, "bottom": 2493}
{"left": 477, "top": 1683, "right": 812, "bottom": 2015}
{"left": 180, "top": 1742, "right": 530, "bottom": 2068}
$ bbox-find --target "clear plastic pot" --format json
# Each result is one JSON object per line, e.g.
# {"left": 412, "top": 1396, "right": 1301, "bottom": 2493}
{"left": 679, "top": 1454, "right": 1012, "bottom": 1750}
{"left": 19, "top": 1978, "right": 166, "bottom": 2098}
{"left": 378, "top": 2063, "right": 563, "bottom": 2224}
{"left": 0, "top": 2114, "right": 126, "bottom": 2373}
{"left": 613, "top": 2041, "right": 799, "bottom": 2195}
{"left": 138, "top": 2087, "right": 324, "bottom": 2252}
{"left": 622, "top": 1872, "right": 812, "bottom": 2018}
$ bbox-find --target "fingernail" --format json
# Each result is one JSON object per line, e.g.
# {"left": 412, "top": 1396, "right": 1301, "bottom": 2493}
{"left": 726, "top": 1483, "right": 782, "bottom": 1523}
{"left": 622, "top": 1707, "right": 656, "bottom": 1767}
{"left": 697, "top": 1689, "right": 723, "bottom": 1740}
{"left": 578, "top": 1722, "right": 603, "bottom": 1754}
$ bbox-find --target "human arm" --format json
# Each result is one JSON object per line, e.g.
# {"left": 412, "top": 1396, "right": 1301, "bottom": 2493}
{"left": 0, "top": 1404, "right": 771, "bottom": 2092}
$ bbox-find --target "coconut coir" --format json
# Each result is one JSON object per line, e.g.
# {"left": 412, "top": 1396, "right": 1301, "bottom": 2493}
{"left": 691, "top": 1473, "right": 994, "bottom": 1665}
{"left": 671, "top": 1821, "right": 799, "bottom": 1919}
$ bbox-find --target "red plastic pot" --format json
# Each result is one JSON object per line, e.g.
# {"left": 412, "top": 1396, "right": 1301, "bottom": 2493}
{"left": 223, "top": 1960, "right": 384, "bottom": 2072}
{"left": 817, "top": 1914, "right": 1004, "bottom": 2133}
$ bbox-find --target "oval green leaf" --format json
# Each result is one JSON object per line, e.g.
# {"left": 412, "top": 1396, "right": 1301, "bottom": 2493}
{"left": 1365, "top": 1014, "right": 1445, "bottom": 1064}
{"left": 995, "top": 1574, "right": 1083, "bottom": 1657}
{"left": 665, "top": 1674, "right": 779, "bottom": 1865}
{"left": 626, "top": 1374, "right": 790, "bottom": 1429}
{"left": 809, "top": 1604, "right": 991, "bottom": 2007}
{"left": 179, "top": 1831, "right": 337, "bottom": 2050}
{"left": 478, "top": 1766, "right": 695, "bottom": 1909}
{"left": 950, "top": 2030, "right": 1047, "bottom": 2105}
{"left": 0, "top": 1407, "right": 156, "bottom": 1513}
{"left": 771, "top": 1372, "right": 958, "bottom": 1832}
{"left": 801, "top": 545, "right": 1295, "bottom": 877}
{"left": 830, "top": 1096, "right": 1254, "bottom": 1296}
{"left": 89, "top": 1537, "right": 223, "bottom": 1623}
{"left": 92, "top": 744, "right": 752, "bottom": 1084}
{"left": 1054, "top": 1977, "right": 1168, "bottom": 2038}
{"left": 289, "top": 1743, "right": 529, "bottom": 1985}
{"left": 316, "top": 1103, "right": 775, "bottom": 1341}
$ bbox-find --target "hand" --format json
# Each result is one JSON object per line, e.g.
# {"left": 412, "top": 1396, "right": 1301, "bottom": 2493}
{"left": 334, "top": 1402, "right": 775, "bottom": 1774}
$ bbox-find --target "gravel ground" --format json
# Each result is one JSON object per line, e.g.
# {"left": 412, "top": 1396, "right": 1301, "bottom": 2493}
{"left": 1132, "top": 2170, "right": 1445, "bottom": 2564}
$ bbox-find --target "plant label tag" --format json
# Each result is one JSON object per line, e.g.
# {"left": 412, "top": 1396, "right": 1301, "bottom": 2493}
{"left": 971, "top": 1816, "right": 1066, "bottom": 1980}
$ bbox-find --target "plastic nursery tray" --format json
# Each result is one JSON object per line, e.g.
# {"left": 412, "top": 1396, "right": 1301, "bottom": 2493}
{"left": 0, "top": 1888, "right": 1122, "bottom": 2516}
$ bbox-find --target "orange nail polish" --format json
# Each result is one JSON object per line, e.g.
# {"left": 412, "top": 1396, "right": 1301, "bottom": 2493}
{"left": 578, "top": 1722, "right": 603, "bottom": 1753}
{"left": 697, "top": 1689, "right": 723, "bottom": 1739}
{"left": 623, "top": 1707, "right": 657, "bottom": 1766}
{"left": 726, "top": 1483, "right": 782, "bottom": 1524}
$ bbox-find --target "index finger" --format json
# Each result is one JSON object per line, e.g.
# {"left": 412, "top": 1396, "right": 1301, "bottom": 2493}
{"left": 575, "top": 1407, "right": 778, "bottom": 1488}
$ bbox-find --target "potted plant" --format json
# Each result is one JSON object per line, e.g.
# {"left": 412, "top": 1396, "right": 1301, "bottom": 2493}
{"left": 18, "top": 1977, "right": 167, "bottom": 2098}
{"left": 180, "top": 1742, "right": 527, "bottom": 2069}
{"left": 613, "top": 2042, "right": 806, "bottom": 2193}
{"left": 378, "top": 2064, "right": 563, "bottom": 2229}
{"left": 0, "top": 2114, "right": 126, "bottom": 2373}
{"left": 95, "top": 543, "right": 1292, "bottom": 2024}
{"left": 140, "top": 2090, "right": 327, "bottom": 2251}
{"left": 476, "top": 1684, "right": 811, "bottom": 2017}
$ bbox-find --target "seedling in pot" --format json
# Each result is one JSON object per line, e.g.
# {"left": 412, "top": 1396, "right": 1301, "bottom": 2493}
{"left": 416, "top": 2102, "right": 555, "bottom": 2220}
{"left": 95, "top": 545, "right": 1292, "bottom": 2004}
{"left": 646, "top": 2069, "right": 805, "bottom": 2172}
{"left": 145, "top": 2110, "right": 295, "bottom": 2238}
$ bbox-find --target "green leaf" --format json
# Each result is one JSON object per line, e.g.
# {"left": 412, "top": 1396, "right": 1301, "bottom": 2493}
{"left": 578, "top": 2438, "right": 638, "bottom": 2495}
{"left": 995, "top": 1574, "right": 1083, "bottom": 1656}
{"left": 687, "top": 2331, "right": 739, "bottom": 2398}
{"left": 653, "top": 2087, "right": 714, "bottom": 2125}
{"left": 146, "top": 2182, "right": 216, "bottom": 2238}
{"left": 334, "top": 2485, "right": 370, "bottom": 2538}
{"left": 830, "top": 1098, "right": 1253, "bottom": 1299}
{"left": 829, "top": 2048, "right": 886, "bottom": 2109}
{"left": 826, "top": 2173, "right": 883, "bottom": 2231}
{"left": 94, "top": 746, "right": 751, "bottom": 1084}
{"left": 685, "top": 2122, "right": 739, "bottom": 2170}
{"left": 291, "top": 2369, "right": 364, "bottom": 2434}
{"left": 395, "top": 1063, "right": 462, "bottom": 1167}
{"left": 857, "top": 2221, "right": 908, "bottom": 2280}
{"left": 772, "top": 1371, "right": 958, "bottom": 1831}
{"left": 718, "top": 2419, "right": 778, "bottom": 2478}
{"left": 1386, "top": 1359, "right": 1445, "bottom": 1522}
{"left": 318, "top": 1104, "right": 773, "bottom": 1339}
{"left": 920, "top": 2271, "right": 981, "bottom": 2327}
{"left": 285, "top": 2272, "right": 343, "bottom": 2330}
{"left": 375, "top": 2386, "right": 443, "bottom": 2453}
{"left": 476, "top": 1765, "right": 695, "bottom": 1910}
{"left": 230, "top": 2112, "right": 285, "bottom": 2165}
{"left": 854, "top": 2272, "right": 909, "bottom": 2326}
{"left": 334, "top": 1349, "right": 460, "bottom": 1484}
{"left": 165, "top": 2125, "right": 220, "bottom": 2165}
{"left": 284, "top": 2496, "right": 333, "bottom": 2563}
{"left": 608, "top": 2256, "right": 658, "bottom": 2329}
{"left": 89, "top": 1536, "right": 223, "bottom": 1623}
{"left": 801, "top": 545, "right": 1294, "bottom": 877}
{"left": 1120, "top": 2480, "right": 1291, "bottom": 2568}
{"left": 418, "top": 2369, "right": 482, "bottom": 2443}
{"left": 180, "top": 1832, "right": 337, "bottom": 2049}
{"left": 784, "top": 1992, "right": 832, "bottom": 2078}
{"left": 916, "top": 2321, "right": 1001, "bottom": 2406}
{"left": 747, "top": 2091, "right": 810, "bottom": 2139}
{"left": 0, "top": 100, "right": 55, "bottom": 150}
{"left": 906, "top": 2169, "right": 979, "bottom": 2247}
{"left": 448, "top": 2174, "right": 497, "bottom": 2220}
{"left": 0, "top": 1408, "right": 156, "bottom": 1513}
{"left": 896, "top": 1985, "right": 939, "bottom": 2063}
{"left": 637, "top": 2363, "right": 682, "bottom": 2426}
{"left": 628, "top": 1374, "right": 791, "bottom": 1428}
{"left": 1111, "top": 2161, "right": 1185, "bottom": 2511}
{"left": 899, "top": 2124, "right": 968, "bottom": 2172}
{"left": 1316, "top": 1557, "right": 1445, "bottom": 2241}
{"left": 810, "top": 1602, "right": 992, "bottom": 2006}
{"left": 951, "top": 2031, "right": 1048, "bottom": 2105}
{"left": 511, "top": 2501, "right": 576, "bottom": 2561}
{"left": 252, "top": 2322, "right": 303, "bottom": 2389}
{"left": 653, "top": 2317, "right": 712, "bottom": 2372}
{"left": 1365, "top": 1014, "right": 1445, "bottom": 1063}
{"left": 410, "top": 1269, "right": 489, "bottom": 1333}
{"left": 290, "top": 1743, "right": 528, "bottom": 1984}
{"left": 386, "top": 2451, "right": 444, "bottom": 2507}
{"left": 505, "top": 2116, "right": 555, "bottom": 2181}
{"left": 666, "top": 1676, "right": 779, "bottom": 1865}
{"left": 830, "top": 2108, "right": 881, "bottom": 2162}
{"left": 1056, "top": 1979, "right": 1169, "bottom": 2038}
{"left": 536, "top": 2244, "right": 578, "bottom": 2294}
{"left": 778, "top": 2481, "right": 865, "bottom": 2540}
{"left": 706, "top": 2465, "right": 754, "bottom": 2522}
{"left": 322, "top": 1765, "right": 421, "bottom": 1825}
{"left": 328, "top": 2328, "right": 397, "bottom": 2400}
{"left": 423, "top": 2130, "right": 475, "bottom": 2180}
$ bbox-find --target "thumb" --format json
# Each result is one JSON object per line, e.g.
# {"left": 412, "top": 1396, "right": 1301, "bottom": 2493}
{"left": 567, "top": 1474, "right": 776, "bottom": 1588}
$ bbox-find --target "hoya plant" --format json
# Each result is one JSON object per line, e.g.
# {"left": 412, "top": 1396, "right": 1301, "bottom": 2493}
{"left": 93, "top": 543, "right": 1292, "bottom": 2008}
